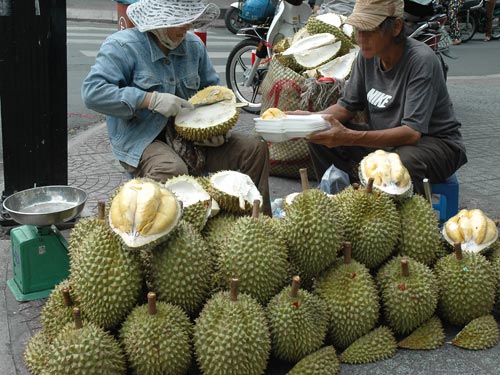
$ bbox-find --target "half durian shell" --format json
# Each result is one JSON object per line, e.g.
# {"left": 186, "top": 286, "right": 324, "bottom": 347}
{"left": 317, "top": 49, "right": 358, "bottom": 80}
{"left": 109, "top": 178, "right": 182, "bottom": 250}
{"left": 283, "top": 33, "right": 342, "bottom": 70}
{"left": 175, "top": 85, "right": 239, "bottom": 141}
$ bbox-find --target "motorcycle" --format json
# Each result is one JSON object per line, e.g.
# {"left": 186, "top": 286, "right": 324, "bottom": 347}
{"left": 225, "top": 0, "right": 312, "bottom": 113}
{"left": 457, "top": 0, "right": 500, "bottom": 41}
{"left": 225, "top": 0, "right": 275, "bottom": 34}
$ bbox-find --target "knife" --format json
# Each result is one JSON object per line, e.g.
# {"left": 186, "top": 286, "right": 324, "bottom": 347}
{"left": 192, "top": 98, "right": 229, "bottom": 108}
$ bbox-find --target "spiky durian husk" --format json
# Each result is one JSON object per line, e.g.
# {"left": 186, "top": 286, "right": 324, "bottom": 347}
{"left": 150, "top": 221, "right": 213, "bottom": 317}
{"left": 44, "top": 322, "right": 126, "bottom": 375}
{"left": 120, "top": 301, "right": 193, "bottom": 375}
{"left": 180, "top": 199, "right": 211, "bottom": 231}
{"left": 193, "top": 291, "right": 271, "bottom": 375}
{"left": 305, "top": 16, "right": 354, "bottom": 56}
{"left": 486, "top": 240, "right": 500, "bottom": 313}
{"left": 398, "top": 194, "right": 442, "bottom": 266}
{"left": 451, "top": 315, "right": 499, "bottom": 350}
{"left": 70, "top": 223, "right": 143, "bottom": 330}
{"left": 24, "top": 330, "right": 49, "bottom": 375}
{"left": 217, "top": 216, "right": 289, "bottom": 305}
{"left": 376, "top": 256, "right": 439, "bottom": 335}
{"left": 202, "top": 212, "right": 241, "bottom": 259}
{"left": 41, "top": 279, "right": 83, "bottom": 340}
{"left": 283, "top": 189, "right": 344, "bottom": 281}
{"left": 314, "top": 258, "right": 380, "bottom": 350}
{"left": 286, "top": 346, "right": 340, "bottom": 375}
{"left": 68, "top": 217, "right": 103, "bottom": 260}
{"left": 339, "top": 326, "right": 397, "bottom": 364}
{"left": 334, "top": 185, "right": 400, "bottom": 269}
{"left": 434, "top": 251, "right": 496, "bottom": 326}
{"left": 397, "top": 315, "right": 445, "bottom": 350}
{"left": 266, "top": 286, "right": 328, "bottom": 362}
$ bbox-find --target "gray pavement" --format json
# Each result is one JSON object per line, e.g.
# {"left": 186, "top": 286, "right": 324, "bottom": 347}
{"left": 1, "top": 1, "right": 500, "bottom": 374}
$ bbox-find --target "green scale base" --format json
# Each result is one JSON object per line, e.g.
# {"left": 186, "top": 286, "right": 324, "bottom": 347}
{"left": 8, "top": 225, "right": 69, "bottom": 301}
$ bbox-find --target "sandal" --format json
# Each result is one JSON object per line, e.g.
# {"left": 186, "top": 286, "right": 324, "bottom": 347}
{"left": 452, "top": 39, "right": 462, "bottom": 45}
{"left": 484, "top": 36, "right": 492, "bottom": 41}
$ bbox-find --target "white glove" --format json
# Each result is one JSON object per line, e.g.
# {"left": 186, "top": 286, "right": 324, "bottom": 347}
{"left": 194, "top": 135, "right": 226, "bottom": 147}
{"left": 148, "top": 91, "right": 194, "bottom": 117}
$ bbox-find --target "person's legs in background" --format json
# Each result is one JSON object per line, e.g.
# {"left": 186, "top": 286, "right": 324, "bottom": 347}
{"left": 447, "top": 0, "right": 465, "bottom": 44}
{"left": 484, "top": 0, "right": 495, "bottom": 41}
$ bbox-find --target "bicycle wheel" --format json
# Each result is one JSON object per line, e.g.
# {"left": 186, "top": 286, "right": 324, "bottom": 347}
{"left": 457, "top": 11, "right": 476, "bottom": 42}
{"left": 226, "top": 38, "right": 268, "bottom": 114}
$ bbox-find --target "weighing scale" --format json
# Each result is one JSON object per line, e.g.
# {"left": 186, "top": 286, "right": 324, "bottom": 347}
{"left": 3, "top": 186, "right": 87, "bottom": 301}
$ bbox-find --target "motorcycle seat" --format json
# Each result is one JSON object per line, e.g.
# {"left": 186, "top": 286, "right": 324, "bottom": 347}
{"left": 460, "top": 0, "right": 482, "bottom": 10}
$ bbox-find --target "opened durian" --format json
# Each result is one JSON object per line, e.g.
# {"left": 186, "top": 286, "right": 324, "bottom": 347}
{"left": 306, "top": 13, "right": 354, "bottom": 54}
{"left": 109, "top": 178, "right": 182, "bottom": 250}
{"left": 317, "top": 50, "right": 357, "bottom": 81}
{"left": 443, "top": 209, "right": 498, "bottom": 252}
{"left": 451, "top": 314, "right": 499, "bottom": 350}
{"left": 175, "top": 85, "right": 239, "bottom": 141}
{"left": 359, "top": 149, "right": 412, "bottom": 196}
{"left": 283, "top": 33, "right": 342, "bottom": 69}
{"left": 339, "top": 326, "right": 397, "bottom": 364}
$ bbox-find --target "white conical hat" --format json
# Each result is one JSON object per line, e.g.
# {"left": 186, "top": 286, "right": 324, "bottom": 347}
{"left": 127, "top": 0, "right": 220, "bottom": 32}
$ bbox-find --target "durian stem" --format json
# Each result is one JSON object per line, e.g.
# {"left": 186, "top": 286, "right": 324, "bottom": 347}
{"left": 252, "top": 200, "right": 261, "bottom": 218}
{"left": 299, "top": 168, "right": 310, "bottom": 191}
{"left": 366, "top": 178, "right": 374, "bottom": 194}
{"left": 61, "top": 287, "right": 72, "bottom": 307}
{"left": 454, "top": 242, "right": 463, "bottom": 260}
{"left": 343, "top": 242, "right": 352, "bottom": 264}
{"left": 352, "top": 183, "right": 360, "bottom": 190}
{"left": 495, "top": 220, "right": 499, "bottom": 226}
{"left": 147, "top": 292, "right": 157, "bottom": 315}
{"left": 290, "top": 276, "right": 300, "bottom": 298}
{"left": 401, "top": 259, "right": 409, "bottom": 277}
{"left": 73, "top": 308, "right": 83, "bottom": 329}
{"left": 97, "top": 201, "right": 106, "bottom": 220}
{"left": 230, "top": 279, "right": 239, "bottom": 301}
{"left": 422, "top": 178, "right": 432, "bottom": 205}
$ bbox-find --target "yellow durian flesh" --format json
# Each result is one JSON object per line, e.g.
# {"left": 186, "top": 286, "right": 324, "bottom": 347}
{"left": 109, "top": 179, "right": 181, "bottom": 249}
{"left": 261, "top": 107, "right": 286, "bottom": 119}
{"left": 443, "top": 209, "right": 499, "bottom": 252}
{"left": 188, "top": 85, "right": 235, "bottom": 105}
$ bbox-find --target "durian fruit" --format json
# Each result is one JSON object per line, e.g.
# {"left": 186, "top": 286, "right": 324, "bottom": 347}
{"left": 150, "top": 220, "right": 213, "bottom": 317}
{"left": 261, "top": 107, "right": 287, "bottom": 119}
{"left": 397, "top": 315, "right": 445, "bottom": 350}
{"left": 339, "top": 326, "right": 397, "bottom": 364}
{"left": 217, "top": 201, "right": 289, "bottom": 305}
{"left": 70, "top": 216, "right": 143, "bottom": 330}
{"left": 174, "top": 85, "right": 239, "bottom": 141}
{"left": 286, "top": 346, "right": 340, "bottom": 375}
{"left": 201, "top": 212, "right": 241, "bottom": 260}
{"left": 202, "top": 170, "right": 263, "bottom": 214}
{"left": 314, "top": 242, "right": 380, "bottom": 350}
{"left": 443, "top": 209, "right": 498, "bottom": 252}
{"left": 266, "top": 276, "right": 328, "bottom": 363}
{"left": 486, "top": 240, "right": 500, "bottom": 313}
{"left": 334, "top": 179, "right": 400, "bottom": 269}
{"left": 317, "top": 50, "right": 357, "bottom": 81}
{"left": 109, "top": 178, "right": 182, "bottom": 250}
{"left": 283, "top": 33, "right": 342, "bottom": 69}
{"left": 120, "top": 292, "right": 193, "bottom": 375}
{"left": 359, "top": 150, "right": 412, "bottom": 197}
{"left": 398, "top": 194, "right": 442, "bottom": 266}
{"left": 376, "top": 257, "right": 439, "bottom": 335}
{"left": 193, "top": 279, "right": 271, "bottom": 375}
{"left": 164, "top": 175, "right": 212, "bottom": 231}
{"left": 451, "top": 315, "right": 500, "bottom": 350}
{"left": 305, "top": 13, "right": 354, "bottom": 54}
{"left": 434, "top": 243, "right": 496, "bottom": 326}
{"left": 283, "top": 171, "right": 344, "bottom": 280}
{"left": 40, "top": 279, "right": 82, "bottom": 341}
{"left": 23, "top": 330, "right": 50, "bottom": 375}
{"left": 44, "top": 308, "right": 126, "bottom": 375}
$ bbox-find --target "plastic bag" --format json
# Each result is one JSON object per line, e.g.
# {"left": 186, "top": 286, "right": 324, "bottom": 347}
{"left": 319, "top": 164, "right": 350, "bottom": 194}
{"left": 318, "top": 0, "right": 355, "bottom": 16}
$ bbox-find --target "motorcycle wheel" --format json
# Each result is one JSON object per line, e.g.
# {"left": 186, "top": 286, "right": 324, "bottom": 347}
{"left": 457, "top": 11, "right": 476, "bottom": 42}
{"left": 224, "top": 7, "right": 250, "bottom": 34}
{"left": 226, "top": 38, "right": 268, "bottom": 114}
{"left": 492, "top": 18, "right": 500, "bottom": 39}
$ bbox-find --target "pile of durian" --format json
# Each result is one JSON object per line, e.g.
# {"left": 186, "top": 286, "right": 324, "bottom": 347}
{"left": 24, "top": 158, "right": 500, "bottom": 375}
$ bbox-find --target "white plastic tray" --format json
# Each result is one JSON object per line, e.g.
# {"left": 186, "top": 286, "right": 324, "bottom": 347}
{"left": 254, "top": 114, "right": 330, "bottom": 142}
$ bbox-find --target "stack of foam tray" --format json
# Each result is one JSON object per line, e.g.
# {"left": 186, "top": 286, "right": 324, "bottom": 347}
{"left": 254, "top": 114, "right": 330, "bottom": 142}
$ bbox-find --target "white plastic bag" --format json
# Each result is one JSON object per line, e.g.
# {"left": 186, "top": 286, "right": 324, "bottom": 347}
{"left": 319, "top": 164, "right": 350, "bottom": 194}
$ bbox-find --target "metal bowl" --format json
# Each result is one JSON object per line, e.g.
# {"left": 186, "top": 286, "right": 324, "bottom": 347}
{"left": 3, "top": 186, "right": 88, "bottom": 226}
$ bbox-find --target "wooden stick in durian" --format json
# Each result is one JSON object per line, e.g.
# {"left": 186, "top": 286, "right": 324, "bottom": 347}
{"left": 148, "top": 292, "right": 157, "bottom": 315}
{"left": 453, "top": 242, "right": 463, "bottom": 261}
{"left": 343, "top": 242, "right": 352, "bottom": 264}
{"left": 299, "top": 168, "right": 310, "bottom": 191}
{"left": 366, "top": 178, "right": 374, "bottom": 194}
{"left": 290, "top": 276, "right": 301, "bottom": 298}
{"left": 62, "top": 287, "right": 72, "bottom": 307}
{"left": 73, "top": 308, "right": 83, "bottom": 329}
{"left": 252, "top": 200, "right": 261, "bottom": 218}
{"left": 230, "top": 279, "right": 240, "bottom": 301}
{"left": 401, "top": 259, "right": 409, "bottom": 278}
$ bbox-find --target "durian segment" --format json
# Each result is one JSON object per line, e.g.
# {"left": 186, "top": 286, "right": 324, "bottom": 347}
{"left": 317, "top": 50, "right": 357, "bottom": 81}
{"left": 109, "top": 178, "right": 182, "bottom": 250}
{"left": 44, "top": 321, "right": 126, "bottom": 375}
{"left": 175, "top": 85, "right": 239, "bottom": 141}
{"left": 283, "top": 33, "right": 337, "bottom": 56}
{"left": 24, "top": 330, "right": 50, "bottom": 375}
{"left": 120, "top": 300, "right": 193, "bottom": 375}
{"left": 289, "top": 34, "right": 343, "bottom": 69}
{"left": 442, "top": 209, "right": 498, "bottom": 253}
{"left": 261, "top": 107, "right": 287, "bottom": 119}
{"left": 164, "top": 175, "right": 212, "bottom": 231}
{"left": 208, "top": 170, "right": 263, "bottom": 214}
{"left": 306, "top": 15, "right": 355, "bottom": 54}
{"left": 451, "top": 315, "right": 499, "bottom": 350}
{"left": 397, "top": 315, "right": 445, "bottom": 350}
{"left": 286, "top": 346, "right": 340, "bottom": 375}
{"left": 359, "top": 149, "right": 412, "bottom": 196}
{"left": 339, "top": 326, "right": 397, "bottom": 364}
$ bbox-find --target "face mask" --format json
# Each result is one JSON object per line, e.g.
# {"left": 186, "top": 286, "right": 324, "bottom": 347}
{"left": 151, "top": 28, "right": 183, "bottom": 50}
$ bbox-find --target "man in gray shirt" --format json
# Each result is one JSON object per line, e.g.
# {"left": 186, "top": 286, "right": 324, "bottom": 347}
{"left": 302, "top": 0, "right": 467, "bottom": 195}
